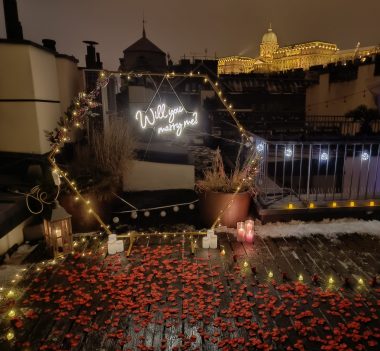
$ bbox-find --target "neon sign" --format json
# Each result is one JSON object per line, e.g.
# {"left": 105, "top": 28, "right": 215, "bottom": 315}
{"left": 135, "top": 103, "right": 198, "bottom": 137}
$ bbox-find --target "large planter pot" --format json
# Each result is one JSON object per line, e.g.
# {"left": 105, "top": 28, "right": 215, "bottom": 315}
{"left": 198, "top": 191, "right": 251, "bottom": 228}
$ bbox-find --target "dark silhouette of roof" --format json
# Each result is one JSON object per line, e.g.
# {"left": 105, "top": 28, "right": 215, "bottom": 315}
{"left": 123, "top": 36, "right": 165, "bottom": 55}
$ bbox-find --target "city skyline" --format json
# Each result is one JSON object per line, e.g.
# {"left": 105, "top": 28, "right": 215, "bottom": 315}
{"left": 0, "top": 0, "right": 379, "bottom": 69}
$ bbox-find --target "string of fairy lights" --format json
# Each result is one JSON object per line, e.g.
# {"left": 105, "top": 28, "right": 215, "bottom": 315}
{"left": 1, "top": 231, "right": 377, "bottom": 343}
{"left": 43, "top": 69, "right": 261, "bottom": 239}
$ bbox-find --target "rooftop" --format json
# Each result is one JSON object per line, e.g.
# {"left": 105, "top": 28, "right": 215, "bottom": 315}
{"left": 0, "top": 227, "right": 379, "bottom": 350}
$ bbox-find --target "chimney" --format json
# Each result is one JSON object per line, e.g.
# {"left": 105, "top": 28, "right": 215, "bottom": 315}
{"left": 42, "top": 39, "right": 57, "bottom": 52}
{"left": 83, "top": 40, "right": 99, "bottom": 69}
{"left": 96, "top": 52, "right": 103, "bottom": 69}
{"left": 3, "top": 0, "right": 23, "bottom": 40}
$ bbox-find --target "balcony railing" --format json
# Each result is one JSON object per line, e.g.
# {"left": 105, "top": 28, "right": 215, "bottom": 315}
{"left": 254, "top": 138, "right": 380, "bottom": 209}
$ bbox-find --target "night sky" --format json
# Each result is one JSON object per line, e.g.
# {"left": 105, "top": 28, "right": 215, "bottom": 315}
{"left": 0, "top": 0, "right": 379, "bottom": 70}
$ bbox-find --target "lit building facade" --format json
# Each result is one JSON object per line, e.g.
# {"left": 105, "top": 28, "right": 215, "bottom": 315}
{"left": 218, "top": 25, "right": 380, "bottom": 75}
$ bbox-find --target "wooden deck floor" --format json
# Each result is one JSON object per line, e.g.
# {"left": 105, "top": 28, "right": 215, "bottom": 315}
{"left": 1, "top": 232, "right": 380, "bottom": 350}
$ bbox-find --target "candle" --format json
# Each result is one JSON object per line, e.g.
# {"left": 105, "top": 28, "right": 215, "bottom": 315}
{"left": 245, "top": 219, "right": 254, "bottom": 232}
{"left": 245, "top": 230, "right": 254, "bottom": 243}
{"left": 202, "top": 236, "right": 210, "bottom": 249}
{"left": 237, "top": 222, "right": 245, "bottom": 242}
{"left": 55, "top": 229, "right": 63, "bottom": 247}
{"left": 209, "top": 235, "right": 218, "bottom": 249}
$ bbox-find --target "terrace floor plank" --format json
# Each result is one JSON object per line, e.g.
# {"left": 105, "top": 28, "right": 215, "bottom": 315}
{"left": 0, "top": 232, "right": 379, "bottom": 351}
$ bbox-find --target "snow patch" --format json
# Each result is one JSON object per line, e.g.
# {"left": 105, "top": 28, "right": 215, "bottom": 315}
{"left": 255, "top": 218, "right": 380, "bottom": 239}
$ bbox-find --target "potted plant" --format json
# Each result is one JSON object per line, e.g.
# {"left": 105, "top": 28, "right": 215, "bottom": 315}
{"left": 59, "top": 118, "right": 136, "bottom": 231}
{"left": 195, "top": 145, "right": 260, "bottom": 228}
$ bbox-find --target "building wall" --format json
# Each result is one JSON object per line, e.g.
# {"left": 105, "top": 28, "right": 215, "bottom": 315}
{"left": 0, "top": 102, "right": 41, "bottom": 153}
{"left": 0, "top": 42, "right": 81, "bottom": 154}
{"left": 218, "top": 38, "right": 379, "bottom": 75}
{"left": 123, "top": 160, "right": 195, "bottom": 191}
{"left": 56, "top": 57, "right": 84, "bottom": 115}
{"left": 306, "top": 63, "right": 380, "bottom": 116}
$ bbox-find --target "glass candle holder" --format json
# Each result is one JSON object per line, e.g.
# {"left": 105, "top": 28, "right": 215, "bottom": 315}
{"left": 236, "top": 222, "right": 245, "bottom": 242}
{"left": 245, "top": 230, "right": 254, "bottom": 243}
{"left": 245, "top": 219, "right": 254, "bottom": 232}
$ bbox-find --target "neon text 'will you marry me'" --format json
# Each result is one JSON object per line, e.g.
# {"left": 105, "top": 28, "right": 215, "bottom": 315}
{"left": 135, "top": 104, "right": 198, "bottom": 137}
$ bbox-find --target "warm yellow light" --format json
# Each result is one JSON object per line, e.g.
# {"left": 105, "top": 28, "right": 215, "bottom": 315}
{"left": 86, "top": 200, "right": 90, "bottom": 205}
{"left": 332, "top": 202, "right": 337, "bottom": 208}
{"left": 288, "top": 203, "right": 293, "bottom": 209}
{"left": 369, "top": 201, "right": 375, "bottom": 206}
{"left": 358, "top": 278, "right": 364, "bottom": 285}
{"left": 6, "top": 331, "right": 14, "bottom": 341}
{"left": 8, "top": 310, "right": 15, "bottom": 318}
{"left": 221, "top": 249, "right": 226, "bottom": 256}
{"left": 74, "top": 196, "right": 79, "bottom": 201}
{"left": 328, "top": 277, "right": 334, "bottom": 284}
{"left": 7, "top": 290, "right": 14, "bottom": 298}
{"left": 88, "top": 209, "right": 93, "bottom": 213}
{"left": 243, "top": 261, "right": 249, "bottom": 268}
{"left": 309, "top": 203, "right": 315, "bottom": 209}
{"left": 298, "top": 274, "right": 304, "bottom": 281}
{"left": 268, "top": 271, "right": 273, "bottom": 278}
{"left": 349, "top": 201, "right": 355, "bottom": 207}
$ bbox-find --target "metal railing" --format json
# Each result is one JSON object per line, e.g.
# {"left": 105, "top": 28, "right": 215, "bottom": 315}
{"left": 255, "top": 139, "right": 380, "bottom": 208}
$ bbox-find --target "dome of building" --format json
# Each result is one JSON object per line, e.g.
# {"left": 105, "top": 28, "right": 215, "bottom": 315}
{"left": 261, "top": 25, "right": 278, "bottom": 44}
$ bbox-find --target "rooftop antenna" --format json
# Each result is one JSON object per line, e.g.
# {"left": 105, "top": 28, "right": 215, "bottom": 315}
{"left": 142, "top": 12, "right": 146, "bottom": 38}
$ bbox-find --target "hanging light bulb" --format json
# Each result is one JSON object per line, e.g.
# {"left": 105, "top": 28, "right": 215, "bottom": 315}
{"left": 160, "top": 211, "right": 167, "bottom": 217}
{"left": 268, "top": 271, "right": 273, "bottom": 278}
{"left": 131, "top": 211, "right": 138, "bottom": 219}
{"left": 173, "top": 206, "right": 179, "bottom": 212}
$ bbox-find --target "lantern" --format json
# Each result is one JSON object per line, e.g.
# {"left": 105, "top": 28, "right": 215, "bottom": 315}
{"left": 43, "top": 202, "right": 73, "bottom": 257}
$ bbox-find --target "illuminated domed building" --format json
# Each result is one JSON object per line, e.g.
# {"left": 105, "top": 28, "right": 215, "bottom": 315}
{"left": 218, "top": 25, "right": 380, "bottom": 75}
